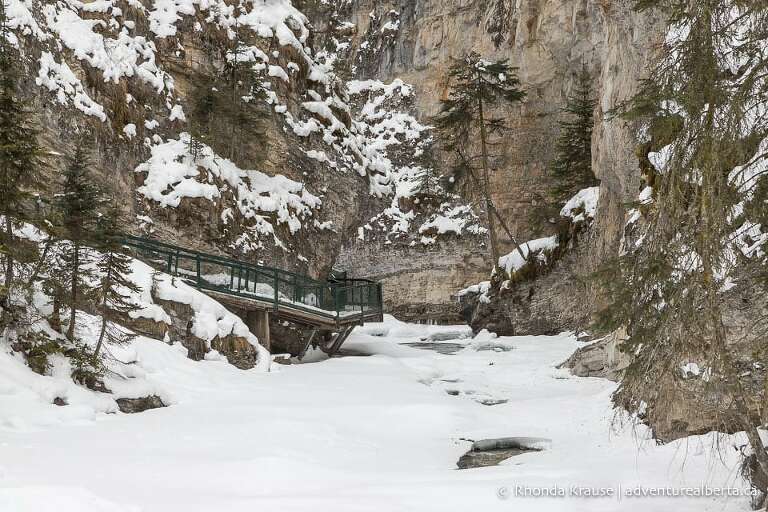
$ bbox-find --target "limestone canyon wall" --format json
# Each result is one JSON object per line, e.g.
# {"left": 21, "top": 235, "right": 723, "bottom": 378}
{"left": 333, "top": 0, "right": 665, "bottom": 324}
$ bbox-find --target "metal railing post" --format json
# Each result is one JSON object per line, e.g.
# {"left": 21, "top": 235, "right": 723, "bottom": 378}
{"left": 195, "top": 254, "right": 201, "bottom": 289}
{"left": 273, "top": 268, "right": 279, "bottom": 312}
{"left": 333, "top": 285, "right": 339, "bottom": 318}
{"left": 360, "top": 286, "right": 365, "bottom": 323}
{"left": 377, "top": 283, "right": 383, "bottom": 320}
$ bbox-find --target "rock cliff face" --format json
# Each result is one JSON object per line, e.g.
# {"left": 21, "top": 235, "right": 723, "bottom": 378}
{"left": 323, "top": 0, "right": 664, "bottom": 324}
{"left": 561, "top": 286, "right": 768, "bottom": 442}
{"left": 12, "top": 0, "right": 664, "bottom": 328}
{"left": 11, "top": 0, "right": 761, "bottom": 446}
{"left": 336, "top": 237, "right": 490, "bottom": 323}
{"left": 11, "top": 0, "right": 422, "bottom": 282}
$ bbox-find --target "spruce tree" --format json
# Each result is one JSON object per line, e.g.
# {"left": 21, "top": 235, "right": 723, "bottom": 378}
{"left": 187, "top": 78, "right": 217, "bottom": 159}
{"left": 224, "top": 49, "right": 267, "bottom": 163}
{"left": 434, "top": 52, "right": 527, "bottom": 276}
{"left": 409, "top": 141, "right": 444, "bottom": 202}
{"left": 598, "top": 0, "right": 768, "bottom": 498}
{"left": 92, "top": 205, "right": 139, "bottom": 360}
{"left": 551, "top": 66, "right": 598, "bottom": 203}
{"left": 413, "top": 166, "right": 442, "bottom": 201}
{"left": 54, "top": 144, "right": 102, "bottom": 341}
{"left": 0, "top": 1, "right": 45, "bottom": 306}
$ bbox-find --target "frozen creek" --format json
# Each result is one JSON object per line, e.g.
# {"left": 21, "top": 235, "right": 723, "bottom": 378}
{"left": 0, "top": 316, "right": 756, "bottom": 511}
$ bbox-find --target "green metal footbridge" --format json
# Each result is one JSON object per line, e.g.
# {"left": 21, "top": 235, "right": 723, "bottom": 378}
{"left": 121, "top": 235, "right": 383, "bottom": 355}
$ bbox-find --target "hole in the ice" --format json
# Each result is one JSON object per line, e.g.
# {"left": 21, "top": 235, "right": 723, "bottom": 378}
{"left": 402, "top": 342, "right": 465, "bottom": 355}
{"left": 420, "top": 332, "right": 471, "bottom": 342}
{"left": 474, "top": 342, "right": 514, "bottom": 352}
{"left": 333, "top": 348, "right": 373, "bottom": 357}
{"left": 456, "top": 437, "right": 550, "bottom": 469}
{"left": 475, "top": 398, "right": 509, "bottom": 406}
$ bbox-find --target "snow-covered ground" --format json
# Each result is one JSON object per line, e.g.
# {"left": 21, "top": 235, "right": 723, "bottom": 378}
{"left": 0, "top": 316, "right": 756, "bottom": 511}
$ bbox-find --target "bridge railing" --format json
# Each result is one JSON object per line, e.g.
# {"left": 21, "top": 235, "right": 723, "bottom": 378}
{"left": 121, "top": 235, "right": 383, "bottom": 322}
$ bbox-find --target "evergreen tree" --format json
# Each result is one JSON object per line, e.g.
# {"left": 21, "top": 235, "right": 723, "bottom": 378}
{"left": 291, "top": 0, "right": 322, "bottom": 14}
{"left": 409, "top": 140, "right": 445, "bottom": 202}
{"left": 92, "top": 205, "right": 139, "bottom": 360}
{"left": 185, "top": 8, "right": 268, "bottom": 165}
{"left": 413, "top": 166, "right": 442, "bottom": 201}
{"left": 0, "top": 1, "right": 46, "bottom": 306}
{"left": 551, "top": 66, "right": 598, "bottom": 202}
{"left": 187, "top": 77, "right": 217, "bottom": 159}
{"left": 486, "top": 0, "right": 514, "bottom": 49}
{"left": 434, "top": 52, "right": 527, "bottom": 275}
{"left": 54, "top": 144, "right": 102, "bottom": 341}
{"left": 597, "top": 0, "right": 768, "bottom": 500}
{"left": 224, "top": 45, "right": 267, "bottom": 162}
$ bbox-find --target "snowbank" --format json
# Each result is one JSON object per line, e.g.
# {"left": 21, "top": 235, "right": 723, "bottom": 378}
{"left": 127, "top": 259, "right": 269, "bottom": 372}
{"left": 0, "top": 230, "right": 270, "bottom": 432}
{"left": 0, "top": 316, "right": 756, "bottom": 511}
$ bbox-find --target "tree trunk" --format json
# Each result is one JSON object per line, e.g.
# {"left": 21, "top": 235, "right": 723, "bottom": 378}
{"left": 711, "top": 311, "right": 768, "bottom": 496}
{"left": 66, "top": 242, "right": 78, "bottom": 341}
{"left": 475, "top": 75, "right": 527, "bottom": 276}
{"left": 3, "top": 215, "right": 13, "bottom": 303}
{"left": 694, "top": 33, "right": 768, "bottom": 492}
{"left": 26, "top": 237, "right": 52, "bottom": 288}
{"left": 476, "top": 75, "right": 502, "bottom": 277}
{"left": 93, "top": 316, "right": 106, "bottom": 360}
{"left": 93, "top": 254, "right": 113, "bottom": 360}
{"left": 465, "top": 166, "right": 528, "bottom": 260}
{"left": 50, "top": 295, "right": 61, "bottom": 333}
{"left": 701, "top": 259, "right": 768, "bottom": 496}
{"left": 699, "top": 162, "right": 768, "bottom": 496}
{"left": 491, "top": 204, "right": 529, "bottom": 261}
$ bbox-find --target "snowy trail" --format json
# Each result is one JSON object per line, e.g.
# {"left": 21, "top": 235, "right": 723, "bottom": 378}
{"left": 0, "top": 317, "right": 754, "bottom": 511}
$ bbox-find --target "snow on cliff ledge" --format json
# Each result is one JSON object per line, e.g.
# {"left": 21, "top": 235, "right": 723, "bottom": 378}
{"left": 8, "top": 0, "right": 418, "bottom": 200}
{"left": 135, "top": 134, "right": 322, "bottom": 245}
{"left": 561, "top": 186, "right": 600, "bottom": 222}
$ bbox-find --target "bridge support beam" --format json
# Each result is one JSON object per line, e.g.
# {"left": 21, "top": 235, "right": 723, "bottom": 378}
{"left": 247, "top": 310, "right": 271, "bottom": 352}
